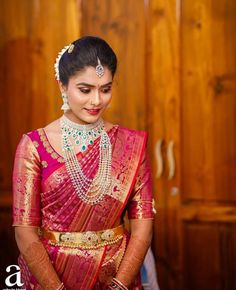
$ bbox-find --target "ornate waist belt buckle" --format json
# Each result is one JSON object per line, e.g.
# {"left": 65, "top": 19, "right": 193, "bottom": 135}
{"left": 81, "top": 231, "right": 100, "bottom": 246}
{"left": 59, "top": 232, "right": 76, "bottom": 243}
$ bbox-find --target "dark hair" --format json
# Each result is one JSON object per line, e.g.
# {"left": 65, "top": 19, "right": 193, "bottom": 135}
{"left": 58, "top": 36, "right": 117, "bottom": 86}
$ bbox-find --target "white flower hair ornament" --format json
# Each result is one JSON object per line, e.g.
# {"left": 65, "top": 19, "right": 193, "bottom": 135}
{"left": 54, "top": 43, "right": 75, "bottom": 112}
{"left": 54, "top": 43, "right": 75, "bottom": 81}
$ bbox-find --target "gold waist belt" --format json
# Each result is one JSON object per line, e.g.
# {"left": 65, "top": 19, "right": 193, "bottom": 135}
{"left": 41, "top": 225, "right": 124, "bottom": 249}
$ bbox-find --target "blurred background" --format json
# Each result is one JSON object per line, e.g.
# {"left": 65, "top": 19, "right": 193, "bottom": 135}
{"left": 0, "top": 0, "right": 236, "bottom": 289}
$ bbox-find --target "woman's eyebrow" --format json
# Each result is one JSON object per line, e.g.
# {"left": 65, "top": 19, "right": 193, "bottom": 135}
{"left": 76, "top": 81, "right": 113, "bottom": 87}
{"left": 100, "top": 81, "right": 113, "bottom": 88}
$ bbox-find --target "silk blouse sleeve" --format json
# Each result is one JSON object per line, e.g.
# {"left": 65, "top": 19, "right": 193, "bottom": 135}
{"left": 127, "top": 148, "right": 156, "bottom": 220}
{"left": 12, "top": 134, "right": 41, "bottom": 227}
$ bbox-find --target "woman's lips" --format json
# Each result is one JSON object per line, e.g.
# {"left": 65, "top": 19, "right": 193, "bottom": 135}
{"left": 85, "top": 108, "right": 101, "bottom": 115}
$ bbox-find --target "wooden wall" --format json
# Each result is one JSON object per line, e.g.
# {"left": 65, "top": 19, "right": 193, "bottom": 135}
{"left": 1, "top": 1, "right": 236, "bottom": 290}
{"left": 0, "top": 0, "right": 80, "bottom": 197}
{"left": 81, "top": 0, "right": 148, "bottom": 130}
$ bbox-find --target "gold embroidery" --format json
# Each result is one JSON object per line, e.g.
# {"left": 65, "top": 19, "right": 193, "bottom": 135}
{"left": 41, "top": 160, "right": 48, "bottom": 168}
{"left": 136, "top": 200, "right": 143, "bottom": 219}
{"left": 37, "top": 129, "right": 64, "bottom": 163}
{"left": 33, "top": 141, "right": 39, "bottom": 148}
{"left": 46, "top": 147, "right": 53, "bottom": 154}
{"left": 43, "top": 141, "right": 48, "bottom": 148}
{"left": 58, "top": 157, "right": 64, "bottom": 163}
{"left": 42, "top": 170, "right": 68, "bottom": 192}
{"left": 51, "top": 152, "right": 58, "bottom": 159}
{"left": 108, "top": 176, "right": 123, "bottom": 201}
{"left": 58, "top": 247, "right": 99, "bottom": 256}
{"left": 13, "top": 134, "right": 41, "bottom": 226}
{"left": 40, "top": 135, "right": 46, "bottom": 141}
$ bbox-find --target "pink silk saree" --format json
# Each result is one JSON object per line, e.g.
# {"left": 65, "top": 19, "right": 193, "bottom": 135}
{"left": 13, "top": 125, "right": 154, "bottom": 290}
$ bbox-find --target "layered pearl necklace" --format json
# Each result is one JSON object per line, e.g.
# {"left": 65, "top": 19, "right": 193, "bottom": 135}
{"left": 60, "top": 115, "right": 112, "bottom": 205}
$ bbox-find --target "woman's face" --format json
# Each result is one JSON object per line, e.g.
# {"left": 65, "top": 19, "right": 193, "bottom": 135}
{"left": 60, "top": 66, "right": 113, "bottom": 125}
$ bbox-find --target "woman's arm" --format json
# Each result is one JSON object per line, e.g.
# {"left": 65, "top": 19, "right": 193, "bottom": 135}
{"left": 15, "top": 226, "right": 63, "bottom": 290}
{"left": 13, "top": 135, "right": 64, "bottom": 289}
{"left": 109, "top": 138, "right": 155, "bottom": 289}
{"left": 113, "top": 219, "right": 153, "bottom": 288}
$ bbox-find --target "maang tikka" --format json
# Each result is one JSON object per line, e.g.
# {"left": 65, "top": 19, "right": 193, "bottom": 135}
{"left": 95, "top": 57, "right": 105, "bottom": 78}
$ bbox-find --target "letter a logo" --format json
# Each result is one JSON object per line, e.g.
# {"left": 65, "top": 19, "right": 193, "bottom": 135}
{"left": 5, "top": 265, "right": 24, "bottom": 287}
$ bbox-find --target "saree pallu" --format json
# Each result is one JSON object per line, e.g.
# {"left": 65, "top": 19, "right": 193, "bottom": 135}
{"left": 13, "top": 125, "right": 154, "bottom": 290}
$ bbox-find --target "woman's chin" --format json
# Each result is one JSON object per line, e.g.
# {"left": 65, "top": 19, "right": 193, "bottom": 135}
{"left": 66, "top": 111, "right": 103, "bottom": 125}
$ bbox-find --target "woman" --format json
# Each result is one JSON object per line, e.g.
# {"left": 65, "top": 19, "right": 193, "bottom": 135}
{"left": 13, "top": 36, "right": 155, "bottom": 290}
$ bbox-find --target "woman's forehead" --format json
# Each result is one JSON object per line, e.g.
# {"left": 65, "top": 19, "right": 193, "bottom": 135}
{"left": 69, "top": 66, "right": 113, "bottom": 86}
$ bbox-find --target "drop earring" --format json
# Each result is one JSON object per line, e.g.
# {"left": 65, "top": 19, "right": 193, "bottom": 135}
{"left": 61, "top": 94, "right": 70, "bottom": 112}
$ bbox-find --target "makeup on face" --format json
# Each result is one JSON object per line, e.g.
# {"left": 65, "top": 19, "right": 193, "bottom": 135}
{"left": 61, "top": 66, "right": 113, "bottom": 125}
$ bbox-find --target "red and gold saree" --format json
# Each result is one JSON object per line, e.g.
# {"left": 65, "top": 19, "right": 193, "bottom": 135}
{"left": 13, "top": 125, "right": 154, "bottom": 290}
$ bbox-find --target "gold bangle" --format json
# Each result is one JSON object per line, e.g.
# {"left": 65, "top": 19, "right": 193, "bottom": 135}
{"left": 111, "top": 278, "right": 128, "bottom": 290}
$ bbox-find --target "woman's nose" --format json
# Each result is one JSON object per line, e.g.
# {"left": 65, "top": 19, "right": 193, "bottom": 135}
{"left": 91, "top": 90, "right": 101, "bottom": 106}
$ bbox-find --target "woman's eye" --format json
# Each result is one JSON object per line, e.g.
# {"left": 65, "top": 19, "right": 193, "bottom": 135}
{"left": 101, "top": 87, "right": 112, "bottom": 93}
{"left": 79, "top": 88, "right": 90, "bottom": 94}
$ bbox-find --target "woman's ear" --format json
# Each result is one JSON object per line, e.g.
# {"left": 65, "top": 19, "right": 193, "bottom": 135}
{"left": 58, "top": 81, "right": 66, "bottom": 94}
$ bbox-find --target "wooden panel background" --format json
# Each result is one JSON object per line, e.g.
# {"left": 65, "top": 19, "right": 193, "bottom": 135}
{"left": 183, "top": 222, "right": 236, "bottom": 290}
{"left": 147, "top": 0, "right": 182, "bottom": 288}
{"left": 81, "top": 0, "right": 148, "bottom": 130}
{"left": 180, "top": 1, "right": 236, "bottom": 289}
{"left": 0, "top": 0, "right": 81, "bottom": 199}
{"left": 0, "top": 1, "right": 81, "bottom": 286}
{"left": 181, "top": 0, "right": 236, "bottom": 202}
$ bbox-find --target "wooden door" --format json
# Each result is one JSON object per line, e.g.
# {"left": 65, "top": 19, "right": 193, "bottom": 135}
{"left": 147, "top": 0, "right": 182, "bottom": 288}
{"left": 180, "top": 0, "right": 236, "bottom": 289}
{"left": 148, "top": 0, "right": 236, "bottom": 289}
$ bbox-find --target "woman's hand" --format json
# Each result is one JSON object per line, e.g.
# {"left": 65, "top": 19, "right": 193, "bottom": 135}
{"left": 15, "top": 226, "right": 62, "bottom": 290}
{"left": 114, "top": 219, "right": 153, "bottom": 287}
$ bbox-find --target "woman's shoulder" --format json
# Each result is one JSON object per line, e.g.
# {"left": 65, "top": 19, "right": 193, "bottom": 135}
{"left": 38, "top": 119, "right": 60, "bottom": 133}
{"left": 20, "top": 119, "right": 60, "bottom": 142}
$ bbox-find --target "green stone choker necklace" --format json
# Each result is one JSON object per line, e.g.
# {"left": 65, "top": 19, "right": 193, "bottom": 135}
{"left": 60, "top": 115, "right": 105, "bottom": 153}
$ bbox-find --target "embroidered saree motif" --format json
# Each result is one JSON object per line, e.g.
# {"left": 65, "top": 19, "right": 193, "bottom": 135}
{"left": 12, "top": 126, "right": 154, "bottom": 290}
{"left": 13, "top": 134, "right": 41, "bottom": 227}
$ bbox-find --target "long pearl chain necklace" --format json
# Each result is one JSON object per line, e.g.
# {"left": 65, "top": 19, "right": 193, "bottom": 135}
{"left": 60, "top": 115, "right": 112, "bottom": 205}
